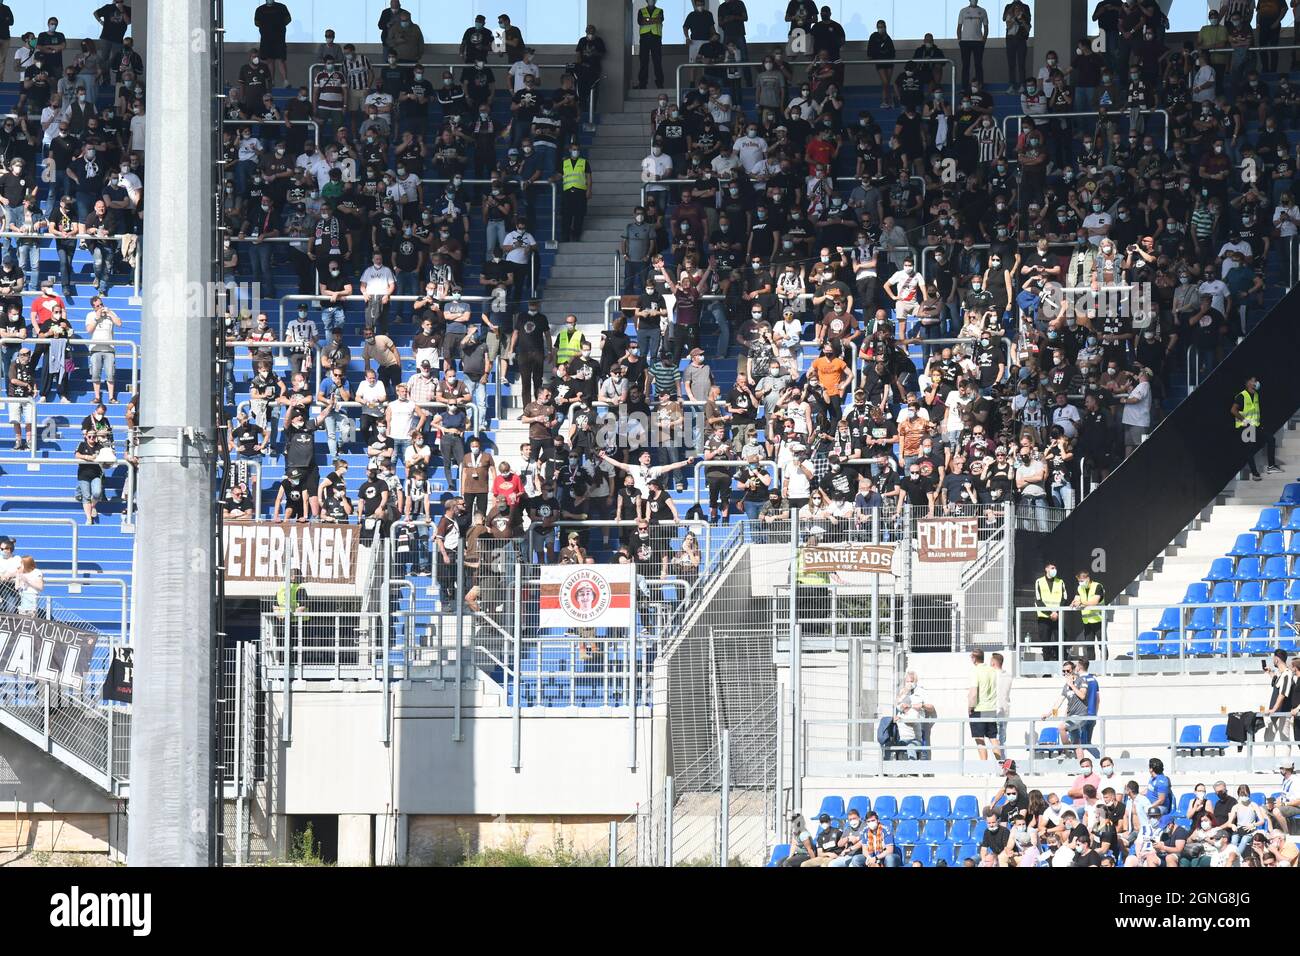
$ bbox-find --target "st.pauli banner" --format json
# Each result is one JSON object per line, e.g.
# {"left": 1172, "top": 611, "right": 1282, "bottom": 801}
{"left": 917, "top": 517, "right": 980, "bottom": 562}
{"left": 0, "top": 614, "right": 100, "bottom": 691}
{"left": 539, "top": 565, "right": 635, "bottom": 629}
{"left": 102, "top": 646, "right": 134, "bottom": 703}
{"left": 800, "top": 543, "right": 897, "bottom": 575}
{"left": 222, "top": 520, "right": 361, "bottom": 596}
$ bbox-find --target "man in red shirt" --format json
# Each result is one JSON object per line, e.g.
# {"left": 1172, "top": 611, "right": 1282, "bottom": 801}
{"left": 805, "top": 130, "right": 836, "bottom": 170}
{"left": 28, "top": 279, "right": 66, "bottom": 398}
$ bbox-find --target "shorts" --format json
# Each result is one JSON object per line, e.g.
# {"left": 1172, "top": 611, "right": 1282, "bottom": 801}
{"left": 970, "top": 711, "right": 997, "bottom": 739}
{"left": 76, "top": 476, "right": 104, "bottom": 502}
{"left": 90, "top": 349, "right": 116, "bottom": 382}
{"left": 1063, "top": 717, "right": 1087, "bottom": 738}
{"left": 7, "top": 399, "right": 33, "bottom": 424}
{"left": 894, "top": 299, "right": 920, "bottom": 319}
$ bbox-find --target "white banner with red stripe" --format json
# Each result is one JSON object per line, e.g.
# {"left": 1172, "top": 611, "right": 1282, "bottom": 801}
{"left": 538, "top": 565, "right": 635, "bottom": 629}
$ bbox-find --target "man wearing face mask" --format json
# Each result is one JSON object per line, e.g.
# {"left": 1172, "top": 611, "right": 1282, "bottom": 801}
{"left": 253, "top": 0, "right": 292, "bottom": 86}
{"left": 558, "top": 143, "right": 592, "bottom": 244}
{"left": 1034, "top": 561, "right": 1067, "bottom": 661}
{"left": 1233, "top": 374, "right": 1281, "bottom": 479}
{"left": 635, "top": 0, "right": 666, "bottom": 90}
{"left": 460, "top": 14, "right": 492, "bottom": 65}
{"left": 238, "top": 47, "right": 271, "bottom": 117}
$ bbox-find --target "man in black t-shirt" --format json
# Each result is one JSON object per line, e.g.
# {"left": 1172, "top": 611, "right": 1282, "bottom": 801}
{"left": 510, "top": 300, "right": 550, "bottom": 407}
{"left": 356, "top": 463, "right": 390, "bottom": 544}
{"left": 273, "top": 468, "right": 310, "bottom": 522}
{"left": 281, "top": 403, "right": 332, "bottom": 518}
{"left": 7, "top": 347, "right": 34, "bottom": 449}
{"left": 803, "top": 813, "right": 843, "bottom": 866}
{"left": 229, "top": 409, "right": 268, "bottom": 460}
{"left": 74, "top": 427, "right": 106, "bottom": 524}
{"left": 979, "top": 811, "right": 1009, "bottom": 864}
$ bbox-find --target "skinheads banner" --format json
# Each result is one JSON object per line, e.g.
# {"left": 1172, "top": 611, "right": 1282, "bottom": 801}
{"left": 539, "top": 565, "right": 635, "bottom": 629}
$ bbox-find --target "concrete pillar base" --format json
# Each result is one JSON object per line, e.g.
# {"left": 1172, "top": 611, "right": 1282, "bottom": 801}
{"left": 338, "top": 814, "right": 373, "bottom": 867}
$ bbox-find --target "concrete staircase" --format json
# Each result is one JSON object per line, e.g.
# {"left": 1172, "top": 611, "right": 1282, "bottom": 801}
{"left": 1105, "top": 420, "right": 1300, "bottom": 653}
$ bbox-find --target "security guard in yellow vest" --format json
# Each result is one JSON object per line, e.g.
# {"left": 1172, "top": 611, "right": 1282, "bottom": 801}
{"left": 796, "top": 529, "right": 831, "bottom": 635}
{"left": 1034, "top": 562, "right": 1067, "bottom": 662}
{"left": 558, "top": 145, "right": 592, "bottom": 243}
{"left": 554, "top": 314, "right": 585, "bottom": 365}
{"left": 1070, "top": 569, "right": 1104, "bottom": 661}
{"left": 1232, "top": 375, "right": 1280, "bottom": 480}
{"left": 636, "top": 0, "right": 665, "bottom": 89}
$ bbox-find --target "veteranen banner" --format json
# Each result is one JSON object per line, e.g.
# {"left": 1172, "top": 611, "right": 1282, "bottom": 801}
{"left": 222, "top": 521, "right": 361, "bottom": 595}
{"left": 539, "top": 565, "right": 635, "bottom": 629}
{"left": 0, "top": 614, "right": 100, "bottom": 690}
{"left": 917, "top": 517, "right": 980, "bottom": 562}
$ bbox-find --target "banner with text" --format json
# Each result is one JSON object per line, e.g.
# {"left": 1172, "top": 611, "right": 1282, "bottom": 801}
{"left": 0, "top": 615, "right": 100, "bottom": 691}
{"left": 539, "top": 565, "right": 636, "bottom": 629}
{"left": 917, "top": 517, "right": 980, "bottom": 563}
{"left": 801, "top": 543, "right": 897, "bottom": 576}
{"left": 222, "top": 521, "right": 363, "bottom": 596}
{"left": 102, "top": 646, "right": 133, "bottom": 703}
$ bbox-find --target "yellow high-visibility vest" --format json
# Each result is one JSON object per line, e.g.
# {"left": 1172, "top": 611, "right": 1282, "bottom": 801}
{"left": 638, "top": 6, "right": 664, "bottom": 37}
{"left": 1077, "top": 581, "right": 1102, "bottom": 625}
{"left": 1035, "top": 576, "right": 1065, "bottom": 619}
{"left": 1236, "top": 389, "right": 1260, "bottom": 428}
{"left": 797, "top": 552, "right": 829, "bottom": 586}
{"left": 562, "top": 157, "right": 589, "bottom": 192}
{"left": 555, "top": 328, "right": 584, "bottom": 364}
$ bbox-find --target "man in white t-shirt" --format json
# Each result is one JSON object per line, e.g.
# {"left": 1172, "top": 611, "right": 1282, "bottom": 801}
{"left": 733, "top": 124, "right": 768, "bottom": 170}
{"left": 1081, "top": 202, "right": 1112, "bottom": 245}
{"left": 360, "top": 253, "right": 396, "bottom": 333}
{"left": 1198, "top": 274, "right": 1229, "bottom": 314}
{"left": 641, "top": 143, "right": 674, "bottom": 199}
{"left": 955, "top": 0, "right": 989, "bottom": 89}
{"left": 508, "top": 50, "right": 540, "bottom": 92}
{"left": 1120, "top": 368, "right": 1152, "bottom": 454}
{"left": 883, "top": 257, "right": 927, "bottom": 338}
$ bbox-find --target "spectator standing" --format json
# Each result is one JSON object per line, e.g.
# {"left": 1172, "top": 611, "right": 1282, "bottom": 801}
{"left": 1265, "top": 648, "right": 1294, "bottom": 752}
{"left": 12, "top": 555, "right": 43, "bottom": 617}
{"left": 0, "top": 3, "right": 12, "bottom": 82}
{"left": 1070, "top": 568, "right": 1104, "bottom": 660}
{"left": 360, "top": 252, "right": 396, "bottom": 334}
{"left": 636, "top": 0, "right": 666, "bottom": 90}
{"left": 362, "top": 327, "right": 402, "bottom": 399}
{"left": 1074, "top": 656, "right": 1101, "bottom": 759}
{"left": 74, "top": 426, "right": 107, "bottom": 524}
{"left": 1233, "top": 374, "right": 1281, "bottom": 480}
{"left": 967, "top": 648, "right": 1002, "bottom": 762}
{"left": 85, "top": 297, "right": 122, "bottom": 404}
{"left": 0, "top": 537, "right": 18, "bottom": 613}
{"left": 683, "top": 0, "right": 715, "bottom": 62}
{"left": 558, "top": 143, "right": 592, "bottom": 243}
{"left": 254, "top": 0, "right": 292, "bottom": 86}
{"left": 1002, "top": 0, "right": 1031, "bottom": 93}
{"left": 991, "top": 651, "right": 1013, "bottom": 755}
{"left": 956, "top": 0, "right": 989, "bottom": 91}
{"left": 1044, "top": 658, "right": 1089, "bottom": 757}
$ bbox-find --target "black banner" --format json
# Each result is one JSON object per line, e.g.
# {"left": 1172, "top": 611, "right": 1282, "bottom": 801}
{"left": 0, "top": 614, "right": 99, "bottom": 690}
{"left": 102, "top": 646, "right": 133, "bottom": 703}
{"left": 1023, "top": 284, "right": 1300, "bottom": 595}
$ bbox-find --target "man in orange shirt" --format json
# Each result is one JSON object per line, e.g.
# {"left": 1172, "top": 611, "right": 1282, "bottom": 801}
{"left": 809, "top": 342, "right": 849, "bottom": 422}
{"left": 897, "top": 412, "right": 932, "bottom": 467}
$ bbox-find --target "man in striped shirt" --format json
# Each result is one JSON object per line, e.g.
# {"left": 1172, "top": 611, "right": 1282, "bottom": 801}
{"left": 342, "top": 44, "right": 373, "bottom": 124}
{"left": 313, "top": 55, "right": 346, "bottom": 141}
{"left": 648, "top": 352, "right": 681, "bottom": 399}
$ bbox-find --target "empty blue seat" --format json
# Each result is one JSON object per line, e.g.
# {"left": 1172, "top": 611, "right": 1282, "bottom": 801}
{"left": 1060, "top": 795, "right": 1074, "bottom": 805}
{"left": 1204, "top": 558, "right": 1235, "bottom": 583}
{"left": 893, "top": 818, "right": 920, "bottom": 846}
{"left": 956, "top": 841, "right": 979, "bottom": 864}
{"left": 1154, "top": 607, "right": 1183, "bottom": 633}
{"left": 1250, "top": 792, "right": 1266, "bottom": 807}
{"left": 1209, "top": 581, "right": 1237, "bottom": 603}
{"left": 1259, "top": 533, "right": 1286, "bottom": 558}
{"left": 1254, "top": 508, "right": 1282, "bottom": 533}
{"left": 898, "top": 795, "right": 925, "bottom": 820}
{"left": 874, "top": 795, "right": 898, "bottom": 821}
{"left": 1188, "top": 606, "right": 1221, "bottom": 631}
{"left": 1034, "top": 726, "right": 1062, "bottom": 755}
{"left": 948, "top": 818, "right": 973, "bottom": 843}
{"left": 1239, "top": 581, "right": 1263, "bottom": 603}
{"left": 766, "top": 844, "right": 791, "bottom": 866}
{"left": 1265, "top": 580, "right": 1288, "bottom": 601}
{"left": 951, "top": 794, "right": 980, "bottom": 820}
{"left": 908, "top": 842, "right": 933, "bottom": 866}
{"left": 932, "top": 840, "right": 955, "bottom": 866}
{"left": 1246, "top": 629, "right": 1275, "bottom": 656}
{"left": 1274, "top": 483, "right": 1300, "bottom": 508}
{"left": 1237, "top": 604, "right": 1271, "bottom": 630}
{"left": 1183, "top": 582, "right": 1210, "bottom": 604}
{"left": 1137, "top": 631, "right": 1163, "bottom": 656}
{"left": 1206, "top": 724, "right": 1229, "bottom": 752}
{"left": 1231, "top": 557, "right": 1261, "bottom": 582}
{"left": 1261, "top": 556, "right": 1290, "bottom": 582}
{"left": 924, "top": 795, "right": 952, "bottom": 821}
{"left": 1287, "top": 579, "right": 1300, "bottom": 601}
{"left": 972, "top": 820, "right": 988, "bottom": 843}
{"left": 846, "top": 795, "right": 871, "bottom": 821}
{"left": 1177, "top": 725, "right": 1203, "bottom": 753}
{"left": 921, "top": 818, "right": 948, "bottom": 845}
{"left": 1228, "top": 532, "right": 1260, "bottom": 557}
{"left": 815, "top": 795, "right": 846, "bottom": 822}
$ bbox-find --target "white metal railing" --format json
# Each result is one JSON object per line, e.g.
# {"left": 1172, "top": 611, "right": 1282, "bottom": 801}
{"left": 0, "top": 338, "right": 141, "bottom": 399}
{"left": 222, "top": 117, "right": 320, "bottom": 147}
{"left": 421, "top": 177, "right": 559, "bottom": 245}
{"left": 1001, "top": 109, "right": 1170, "bottom": 153}
{"left": 0, "top": 230, "right": 142, "bottom": 297}
{"left": 0, "top": 517, "right": 80, "bottom": 575}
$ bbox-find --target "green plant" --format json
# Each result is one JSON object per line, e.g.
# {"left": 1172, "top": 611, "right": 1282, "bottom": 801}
{"left": 453, "top": 828, "right": 603, "bottom": 867}
{"left": 288, "top": 822, "right": 324, "bottom": 866}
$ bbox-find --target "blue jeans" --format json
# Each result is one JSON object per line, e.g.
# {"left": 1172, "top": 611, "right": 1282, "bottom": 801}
{"left": 324, "top": 409, "right": 350, "bottom": 457}
{"left": 320, "top": 305, "right": 346, "bottom": 335}
{"left": 1018, "top": 495, "right": 1048, "bottom": 532}
{"left": 75, "top": 191, "right": 97, "bottom": 222}
{"left": 485, "top": 220, "right": 507, "bottom": 257}
{"left": 395, "top": 271, "right": 419, "bottom": 319}
{"left": 743, "top": 499, "right": 763, "bottom": 521}
{"left": 471, "top": 381, "right": 488, "bottom": 430}
{"left": 16, "top": 242, "right": 39, "bottom": 287}
{"left": 624, "top": 257, "right": 650, "bottom": 295}
{"left": 1051, "top": 482, "right": 1075, "bottom": 512}
{"left": 636, "top": 326, "right": 661, "bottom": 362}
{"left": 56, "top": 241, "right": 76, "bottom": 289}
{"left": 247, "top": 241, "right": 275, "bottom": 295}
{"left": 91, "top": 245, "right": 113, "bottom": 291}
{"left": 46, "top": 170, "right": 69, "bottom": 212}
{"left": 1074, "top": 86, "right": 1094, "bottom": 113}
{"left": 234, "top": 159, "right": 257, "bottom": 197}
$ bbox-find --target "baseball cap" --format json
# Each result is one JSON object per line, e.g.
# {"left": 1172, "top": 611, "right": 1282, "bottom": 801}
{"left": 818, "top": 812, "right": 831, "bottom": 823}
{"left": 689, "top": 347, "right": 704, "bottom": 356}
{"left": 1280, "top": 759, "right": 1295, "bottom": 771}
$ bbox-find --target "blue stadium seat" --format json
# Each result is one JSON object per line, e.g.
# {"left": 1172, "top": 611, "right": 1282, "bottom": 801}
{"left": 1265, "top": 580, "right": 1288, "bottom": 602}
{"left": 924, "top": 795, "right": 952, "bottom": 821}
{"left": 1209, "top": 581, "right": 1237, "bottom": 603}
{"left": 1177, "top": 725, "right": 1203, "bottom": 754}
{"left": 1204, "top": 558, "right": 1234, "bottom": 583}
{"left": 815, "top": 795, "right": 846, "bottom": 822}
{"left": 1254, "top": 509, "right": 1283, "bottom": 533}
{"left": 932, "top": 841, "right": 955, "bottom": 867}
{"left": 909, "top": 842, "right": 933, "bottom": 867}
{"left": 921, "top": 818, "right": 948, "bottom": 845}
{"left": 893, "top": 819, "right": 920, "bottom": 847}
{"left": 1187, "top": 605, "right": 1221, "bottom": 631}
{"left": 1034, "top": 726, "right": 1062, "bottom": 756}
{"left": 1237, "top": 604, "right": 1271, "bottom": 630}
{"left": 948, "top": 818, "right": 973, "bottom": 843}
{"left": 1206, "top": 724, "right": 1229, "bottom": 753}
{"left": 1228, "top": 532, "right": 1260, "bottom": 557}
{"left": 1258, "top": 533, "right": 1286, "bottom": 558}
{"left": 846, "top": 795, "right": 871, "bottom": 821}
{"left": 1238, "top": 581, "right": 1263, "bottom": 604}
{"left": 1154, "top": 607, "right": 1183, "bottom": 633}
{"left": 897, "top": 795, "right": 924, "bottom": 820}
{"left": 951, "top": 794, "right": 980, "bottom": 821}
{"left": 765, "top": 844, "right": 791, "bottom": 866}
{"left": 1177, "top": 793, "right": 1197, "bottom": 817}
{"left": 1136, "top": 631, "right": 1163, "bottom": 656}
{"left": 1246, "top": 629, "right": 1276, "bottom": 656}
{"left": 1060, "top": 795, "right": 1074, "bottom": 805}
{"left": 1274, "top": 483, "right": 1300, "bottom": 508}
{"left": 873, "top": 795, "right": 898, "bottom": 822}
{"left": 1183, "top": 582, "right": 1210, "bottom": 605}
{"left": 1288, "top": 579, "right": 1300, "bottom": 602}
{"left": 1261, "top": 556, "right": 1290, "bottom": 582}
{"left": 1231, "top": 557, "right": 1261, "bottom": 583}
{"left": 1250, "top": 793, "right": 1266, "bottom": 807}
{"left": 972, "top": 820, "right": 988, "bottom": 843}
{"left": 956, "top": 842, "right": 980, "bottom": 864}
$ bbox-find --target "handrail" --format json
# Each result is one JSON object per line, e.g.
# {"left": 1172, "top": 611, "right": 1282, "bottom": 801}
{"left": 229, "top": 336, "right": 322, "bottom": 393}
{"left": 306, "top": 60, "right": 584, "bottom": 108}
{"left": 0, "top": 338, "right": 141, "bottom": 399}
{"left": 0, "top": 230, "right": 143, "bottom": 298}
{"left": 222, "top": 117, "right": 320, "bottom": 147}
{"left": 41, "top": 575, "right": 130, "bottom": 648}
{"left": 0, "top": 397, "right": 37, "bottom": 462}
{"left": 0, "top": 460, "right": 135, "bottom": 526}
{"left": 676, "top": 56, "right": 957, "bottom": 114}
{"left": 0, "top": 517, "right": 80, "bottom": 576}
{"left": 555, "top": 517, "right": 712, "bottom": 568}
{"left": 276, "top": 292, "right": 493, "bottom": 339}
{"left": 691, "top": 457, "right": 778, "bottom": 509}
{"left": 420, "top": 177, "right": 558, "bottom": 245}
{"left": 1001, "top": 109, "right": 1169, "bottom": 154}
